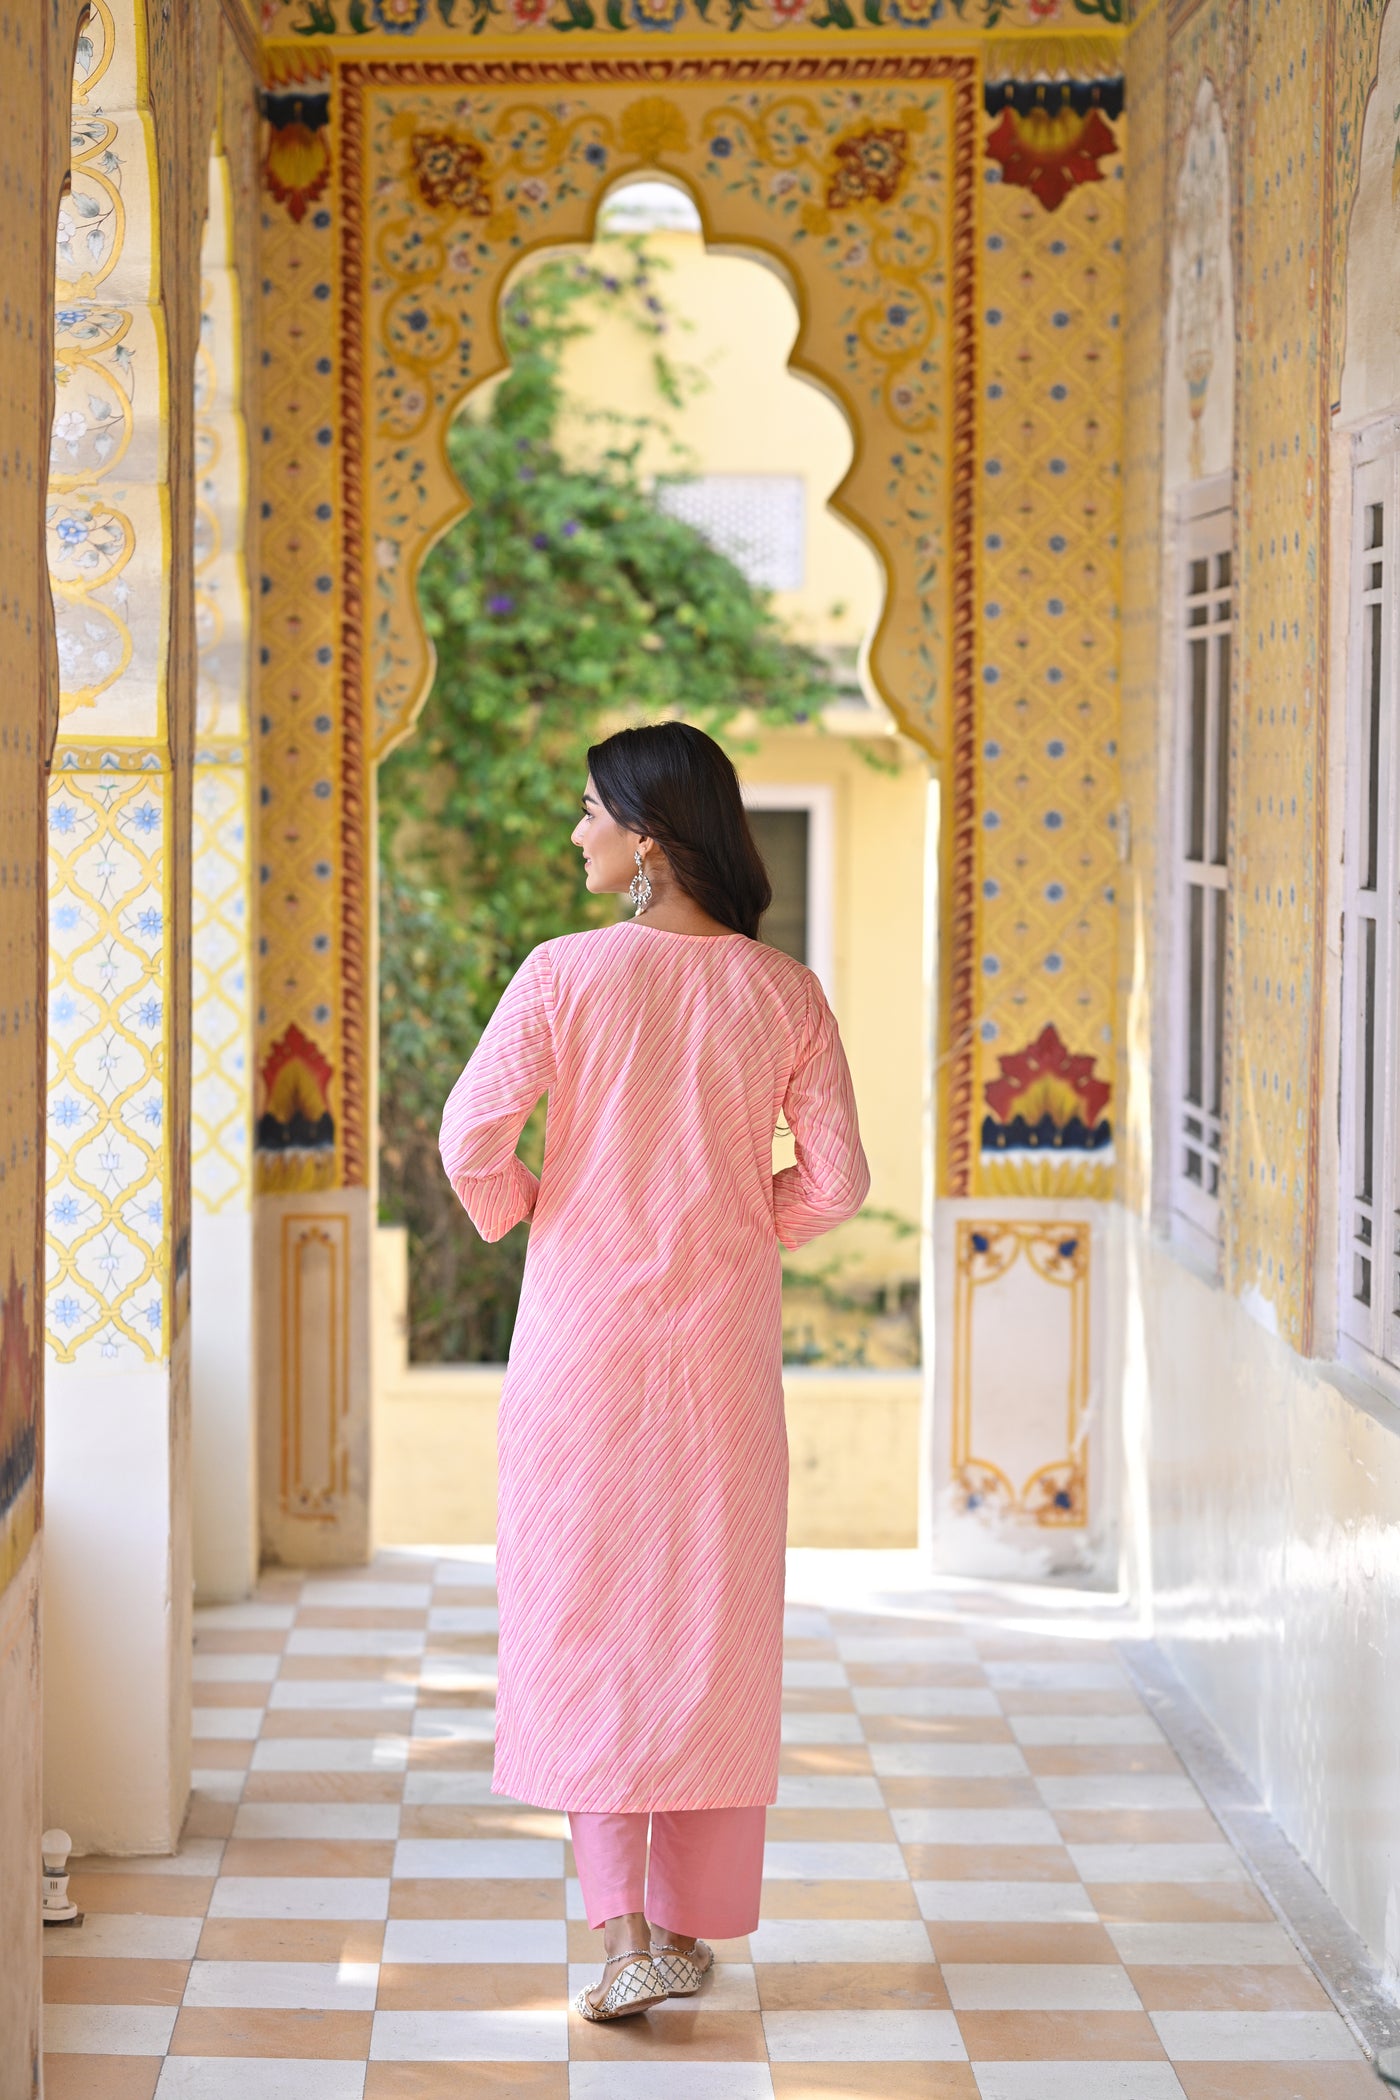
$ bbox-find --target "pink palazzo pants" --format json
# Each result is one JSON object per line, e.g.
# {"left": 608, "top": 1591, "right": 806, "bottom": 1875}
{"left": 569, "top": 1806, "right": 767, "bottom": 1936}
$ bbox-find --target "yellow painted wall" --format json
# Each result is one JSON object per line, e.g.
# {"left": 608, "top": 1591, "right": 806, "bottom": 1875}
{"left": 743, "top": 728, "right": 927, "bottom": 1291}
{"left": 554, "top": 223, "right": 882, "bottom": 654}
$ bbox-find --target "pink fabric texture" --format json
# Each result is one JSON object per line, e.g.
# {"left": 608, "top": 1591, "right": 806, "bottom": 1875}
{"left": 569, "top": 1806, "right": 767, "bottom": 1936}
{"left": 439, "top": 920, "right": 869, "bottom": 1812}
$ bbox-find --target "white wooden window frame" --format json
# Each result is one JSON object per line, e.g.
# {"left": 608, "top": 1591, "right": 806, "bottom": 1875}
{"left": 1338, "top": 434, "right": 1400, "bottom": 1376}
{"left": 1168, "top": 475, "right": 1233, "bottom": 1261}
{"left": 741, "top": 782, "right": 835, "bottom": 1003}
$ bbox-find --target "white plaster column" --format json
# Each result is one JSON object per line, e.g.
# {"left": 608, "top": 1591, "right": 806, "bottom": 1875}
{"left": 41, "top": 3, "right": 193, "bottom": 1854}
{"left": 189, "top": 154, "right": 257, "bottom": 1603}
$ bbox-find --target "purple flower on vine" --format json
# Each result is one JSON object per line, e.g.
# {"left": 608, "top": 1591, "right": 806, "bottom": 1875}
{"left": 487, "top": 594, "right": 516, "bottom": 616}
{"left": 532, "top": 533, "right": 549, "bottom": 550}
{"left": 562, "top": 521, "right": 578, "bottom": 538}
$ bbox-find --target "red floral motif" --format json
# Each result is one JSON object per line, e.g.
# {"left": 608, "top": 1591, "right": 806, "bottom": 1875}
{"left": 985, "top": 104, "right": 1118, "bottom": 214}
{"left": 258, "top": 1024, "right": 334, "bottom": 1141}
{"left": 825, "top": 125, "right": 909, "bottom": 212}
{"left": 984, "top": 1023, "right": 1110, "bottom": 1131}
{"left": 412, "top": 131, "right": 493, "bottom": 217}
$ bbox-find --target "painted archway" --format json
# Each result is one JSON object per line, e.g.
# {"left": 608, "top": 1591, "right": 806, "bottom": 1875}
{"left": 255, "top": 27, "right": 1130, "bottom": 1569}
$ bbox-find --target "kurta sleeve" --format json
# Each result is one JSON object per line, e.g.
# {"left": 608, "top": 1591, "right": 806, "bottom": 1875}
{"left": 772, "top": 977, "right": 871, "bottom": 1251}
{"left": 439, "top": 945, "right": 556, "bottom": 1243}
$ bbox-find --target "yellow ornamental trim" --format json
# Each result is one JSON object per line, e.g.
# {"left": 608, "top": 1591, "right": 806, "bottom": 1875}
{"left": 619, "top": 97, "right": 688, "bottom": 162}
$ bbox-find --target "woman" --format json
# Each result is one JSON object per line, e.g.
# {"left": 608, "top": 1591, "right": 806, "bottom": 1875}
{"left": 438, "top": 721, "right": 869, "bottom": 2021}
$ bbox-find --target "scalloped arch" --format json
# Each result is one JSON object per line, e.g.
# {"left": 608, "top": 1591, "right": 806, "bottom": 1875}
{"left": 50, "top": 0, "right": 171, "bottom": 736}
{"left": 339, "top": 55, "right": 977, "bottom": 771}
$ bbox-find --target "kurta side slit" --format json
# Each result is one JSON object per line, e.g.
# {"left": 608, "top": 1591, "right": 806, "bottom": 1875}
{"left": 439, "top": 920, "right": 869, "bottom": 1815}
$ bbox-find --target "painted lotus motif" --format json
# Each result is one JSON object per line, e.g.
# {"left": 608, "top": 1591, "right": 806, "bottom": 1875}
{"left": 983, "top": 79, "right": 1123, "bottom": 213}
{"left": 412, "top": 130, "right": 494, "bottom": 214}
{"left": 825, "top": 125, "right": 909, "bottom": 211}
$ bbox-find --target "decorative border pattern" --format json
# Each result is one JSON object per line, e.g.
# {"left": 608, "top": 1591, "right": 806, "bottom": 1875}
{"left": 45, "top": 0, "right": 184, "bottom": 1365}
{"left": 951, "top": 1217, "right": 1090, "bottom": 1526}
{"left": 256, "top": 47, "right": 348, "bottom": 1192}
{"left": 46, "top": 770, "right": 170, "bottom": 1363}
{"left": 944, "top": 80, "right": 1126, "bottom": 1199}
{"left": 263, "top": 0, "right": 1129, "bottom": 40}
{"left": 192, "top": 158, "right": 255, "bottom": 1217}
{"left": 944, "top": 50, "right": 980, "bottom": 1201}
{"left": 280, "top": 1211, "right": 352, "bottom": 1520}
{"left": 339, "top": 71, "right": 370, "bottom": 1193}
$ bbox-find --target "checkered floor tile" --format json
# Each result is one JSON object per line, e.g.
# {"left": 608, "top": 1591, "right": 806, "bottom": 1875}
{"left": 42, "top": 1549, "right": 1374, "bottom": 2099}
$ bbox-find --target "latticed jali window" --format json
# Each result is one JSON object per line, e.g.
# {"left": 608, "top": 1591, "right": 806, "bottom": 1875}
{"left": 1340, "top": 439, "right": 1400, "bottom": 1368}
{"left": 654, "top": 473, "right": 806, "bottom": 592}
{"left": 1171, "top": 483, "right": 1232, "bottom": 1253}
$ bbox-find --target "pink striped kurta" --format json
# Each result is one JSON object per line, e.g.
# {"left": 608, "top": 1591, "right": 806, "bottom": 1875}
{"left": 438, "top": 921, "right": 869, "bottom": 1812}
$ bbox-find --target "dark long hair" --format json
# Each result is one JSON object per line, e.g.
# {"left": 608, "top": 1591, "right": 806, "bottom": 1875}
{"left": 587, "top": 722, "right": 772, "bottom": 940}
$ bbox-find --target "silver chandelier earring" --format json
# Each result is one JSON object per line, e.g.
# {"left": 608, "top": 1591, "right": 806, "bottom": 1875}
{"left": 630, "top": 848, "right": 654, "bottom": 917}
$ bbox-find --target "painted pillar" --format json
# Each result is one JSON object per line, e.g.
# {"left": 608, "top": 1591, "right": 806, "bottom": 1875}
{"left": 190, "top": 150, "right": 258, "bottom": 1603}
{"left": 41, "top": 0, "right": 199, "bottom": 1854}
{"left": 0, "top": 0, "right": 76, "bottom": 2083}
{"left": 255, "top": 48, "right": 371, "bottom": 1567}
{"left": 933, "top": 59, "right": 1126, "bottom": 1577}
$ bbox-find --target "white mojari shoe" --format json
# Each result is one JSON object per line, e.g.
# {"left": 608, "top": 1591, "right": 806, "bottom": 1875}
{"left": 649, "top": 1937, "right": 714, "bottom": 1996}
{"left": 572, "top": 1948, "right": 670, "bottom": 2022}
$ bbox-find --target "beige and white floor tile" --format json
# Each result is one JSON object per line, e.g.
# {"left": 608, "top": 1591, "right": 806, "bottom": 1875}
{"left": 155, "top": 2062, "right": 366, "bottom": 2099}
{"left": 940, "top": 1963, "right": 1140, "bottom": 2011}
{"left": 969, "top": 2065, "right": 1188, "bottom": 2099}
{"left": 44, "top": 1916, "right": 203, "bottom": 1961}
{"left": 749, "top": 1919, "right": 939, "bottom": 1964}
{"left": 45, "top": 2005, "right": 180, "bottom": 2055}
{"left": 913, "top": 1880, "right": 1096, "bottom": 1923}
{"left": 1147, "top": 2011, "right": 1364, "bottom": 2062}
{"left": 762, "top": 2008, "right": 966, "bottom": 2061}
{"left": 1105, "top": 1922, "right": 1304, "bottom": 1966}
{"left": 182, "top": 1961, "right": 379, "bottom": 2011}
{"left": 46, "top": 1554, "right": 1376, "bottom": 2100}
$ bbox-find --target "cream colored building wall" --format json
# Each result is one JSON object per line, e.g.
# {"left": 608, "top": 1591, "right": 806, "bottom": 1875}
{"left": 1113, "top": 1212, "right": 1400, "bottom": 1983}
{"left": 541, "top": 219, "right": 925, "bottom": 1287}
{"left": 741, "top": 728, "right": 926, "bottom": 1281}
{"left": 553, "top": 226, "right": 883, "bottom": 653}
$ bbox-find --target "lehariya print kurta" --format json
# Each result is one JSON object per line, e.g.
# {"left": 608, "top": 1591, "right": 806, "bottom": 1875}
{"left": 439, "top": 920, "right": 869, "bottom": 1813}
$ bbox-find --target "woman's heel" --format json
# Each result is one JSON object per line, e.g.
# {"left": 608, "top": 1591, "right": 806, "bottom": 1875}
{"left": 572, "top": 1948, "right": 670, "bottom": 2022}
{"left": 650, "top": 1937, "right": 714, "bottom": 1996}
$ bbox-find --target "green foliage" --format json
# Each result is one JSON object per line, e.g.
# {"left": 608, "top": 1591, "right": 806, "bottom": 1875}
{"left": 780, "top": 1206, "right": 920, "bottom": 1368}
{"left": 378, "top": 236, "right": 841, "bottom": 1360}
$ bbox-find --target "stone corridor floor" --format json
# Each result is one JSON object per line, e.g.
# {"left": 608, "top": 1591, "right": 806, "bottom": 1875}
{"left": 42, "top": 1548, "right": 1379, "bottom": 2099}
